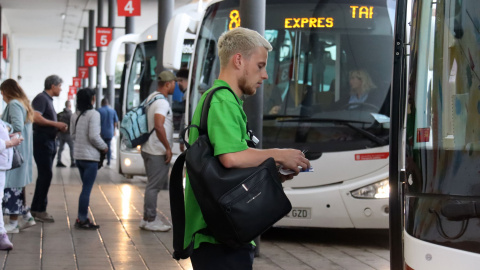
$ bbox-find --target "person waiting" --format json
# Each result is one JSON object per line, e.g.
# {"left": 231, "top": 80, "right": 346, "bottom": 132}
{"left": 56, "top": 100, "right": 75, "bottom": 167}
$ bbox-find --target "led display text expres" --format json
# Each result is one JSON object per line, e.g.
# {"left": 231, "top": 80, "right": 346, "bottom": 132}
{"left": 285, "top": 17, "right": 333, "bottom": 28}
{"left": 284, "top": 5, "right": 374, "bottom": 29}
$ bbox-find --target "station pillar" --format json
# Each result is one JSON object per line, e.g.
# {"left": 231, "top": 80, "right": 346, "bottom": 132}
{"left": 156, "top": 0, "right": 174, "bottom": 74}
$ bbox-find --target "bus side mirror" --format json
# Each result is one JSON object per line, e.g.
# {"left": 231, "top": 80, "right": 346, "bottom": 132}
{"left": 163, "top": 13, "right": 193, "bottom": 70}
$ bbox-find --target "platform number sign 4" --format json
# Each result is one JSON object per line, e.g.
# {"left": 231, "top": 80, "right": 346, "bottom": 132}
{"left": 96, "top": 28, "right": 113, "bottom": 47}
{"left": 84, "top": 51, "right": 98, "bottom": 67}
{"left": 117, "top": 0, "right": 141, "bottom": 17}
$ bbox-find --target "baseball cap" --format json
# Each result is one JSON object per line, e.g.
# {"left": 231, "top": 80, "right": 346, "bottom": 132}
{"left": 157, "top": 71, "right": 176, "bottom": 82}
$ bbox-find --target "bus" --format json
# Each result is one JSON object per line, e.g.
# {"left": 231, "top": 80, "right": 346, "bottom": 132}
{"left": 390, "top": 0, "right": 480, "bottom": 268}
{"left": 106, "top": 3, "right": 205, "bottom": 178}
{"left": 174, "top": 0, "right": 396, "bottom": 229}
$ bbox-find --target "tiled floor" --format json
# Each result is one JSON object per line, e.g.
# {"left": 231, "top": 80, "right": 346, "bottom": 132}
{"left": 0, "top": 155, "right": 390, "bottom": 270}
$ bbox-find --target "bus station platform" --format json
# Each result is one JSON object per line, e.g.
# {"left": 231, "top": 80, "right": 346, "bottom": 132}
{"left": 0, "top": 156, "right": 390, "bottom": 270}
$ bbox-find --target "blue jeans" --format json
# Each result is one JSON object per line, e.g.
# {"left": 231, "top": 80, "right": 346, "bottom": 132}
{"left": 76, "top": 160, "right": 98, "bottom": 222}
{"left": 102, "top": 138, "right": 112, "bottom": 165}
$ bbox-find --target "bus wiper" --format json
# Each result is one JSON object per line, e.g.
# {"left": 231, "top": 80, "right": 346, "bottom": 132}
{"left": 344, "top": 123, "right": 389, "bottom": 146}
{"left": 278, "top": 118, "right": 388, "bottom": 146}
{"left": 263, "top": 115, "right": 307, "bottom": 120}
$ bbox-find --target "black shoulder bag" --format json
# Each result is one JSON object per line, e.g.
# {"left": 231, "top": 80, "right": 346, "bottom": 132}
{"left": 169, "top": 86, "right": 292, "bottom": 260}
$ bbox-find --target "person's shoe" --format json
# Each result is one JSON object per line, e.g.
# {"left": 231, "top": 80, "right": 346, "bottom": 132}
{"left": 74, "top": 218, "right": 100, "bottom": 230}
{"left": 31, "top": 211, "right": 54, "bottom": 223}
{"left": 19, "top": 216, "right": 36, "bottom": 230}
{"left": 142, "top": 217, "right": 171, "bottom": 232}
{"left": 0, "top": 234, "right": 13, "bottom": 250}
{"left": 139, "top": 219, "right": 147, "bottom": 229}
{"left": 4, "top": 223, "right": 19, "bottom": 234}
{"left": 56, "top": 162, "right": 67, "bottom": 168}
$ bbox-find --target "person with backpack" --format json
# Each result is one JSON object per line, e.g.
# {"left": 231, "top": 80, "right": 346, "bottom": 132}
{"left": 56, "top": 100, "right": 75, "bottom": 167}
{"left": 139, "top": 71, "right": 176, "bottom": 232}
{"left": 183, "top": 27, "right": 310, "bottom": 269}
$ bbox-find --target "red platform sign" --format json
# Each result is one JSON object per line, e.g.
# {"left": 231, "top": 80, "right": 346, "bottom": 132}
{"left": 69, "top": 86, "right": 77, "bottom": 95}
{"left": 84, "top": 51, "right": 98, "bottom": 67}
{"left": 96, "top": 27, "right": 113, "bottom": 47}
{"left": 78, "top": 67, "right": 89, "bottom": 79}
{"left": 416, "top": 127, "right": 431, "bottom": 143}
{"left": 2, "top": 34, "right": 8, "bottom": 60}
{"left": 117, "top": 0, "right": 141, "bottom": 16}
{"left": 72, "top": 77, "right": 81, "bottom": 88}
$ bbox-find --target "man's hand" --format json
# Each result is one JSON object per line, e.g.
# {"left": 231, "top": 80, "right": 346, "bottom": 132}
{"left": 103, "top": 148, "right": 108, "bottom": 154}
{"left": 180, "top": 143, "right": 185, "bottom": 152}
{"left": 56, "top": 122, "right": 68, "bottom": 132}
{"left": 277, "top": 149, "right": 310, "bottom": 176}
{"left": 165, "top": 148, "right": 172, "bottom": 164}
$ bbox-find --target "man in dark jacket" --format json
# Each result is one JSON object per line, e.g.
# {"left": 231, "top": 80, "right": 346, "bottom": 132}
{"left": 56, "top": 100, "right": 75, "bottom": 167}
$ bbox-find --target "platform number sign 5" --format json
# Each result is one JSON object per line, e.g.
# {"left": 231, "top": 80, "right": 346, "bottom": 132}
{"left": 117, "top": 0, "right": 141, "bottom": 17}
{"left": 84, "top": 51, "right": 98, "bottom": 67}
{"left": 96, "top": 27, "right": 113, "bottom": 47}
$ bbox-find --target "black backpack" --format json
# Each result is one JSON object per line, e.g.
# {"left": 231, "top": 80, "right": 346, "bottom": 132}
{"left": 169, "top": 86, "right": 292, "bottom": 260}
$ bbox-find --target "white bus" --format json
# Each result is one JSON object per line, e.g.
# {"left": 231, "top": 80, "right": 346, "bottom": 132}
{"left": 391, "top": 0, "right": 480, "bottom": 268}
{"left": 171, "top": 0, "right": 396, "bottom": 229}
{"left": 105, "top": 3, "right": 205, "bottom": 177}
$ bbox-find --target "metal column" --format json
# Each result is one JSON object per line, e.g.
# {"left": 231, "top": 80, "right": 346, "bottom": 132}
{"left": 240, "top": 0, "right": 266, "bottom": 257}
{"left": 107, "top": 0, "right": 115, "bottom": 106}
{"left": 156, "top": 0, "right": 174, "bottom": 74}
{"left": 88, "top": 10, "right": 95, "bottom": 89}
{"left": 240, "top": 0, "right": 266, "bottom": 148}
{"left": 125, "top": 17, "right": 134, "bottom": 63}
{"left": 82, "top": 28, "right": 88, "bottom": 88}
{"left": 96, "top": 0, "right": 104, "bottom": 108}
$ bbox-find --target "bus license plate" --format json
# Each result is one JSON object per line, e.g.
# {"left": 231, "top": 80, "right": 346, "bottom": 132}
{"left": 286, "top": 208, "right": 311, "bottom": 219}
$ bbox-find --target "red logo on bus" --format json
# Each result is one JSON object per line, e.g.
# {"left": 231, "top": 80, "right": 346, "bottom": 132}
{"left": 416, "top": 127, "right": 430, "bottom": 142}
{"left": 355, "top": 152, "right": 389, "bottom": 161}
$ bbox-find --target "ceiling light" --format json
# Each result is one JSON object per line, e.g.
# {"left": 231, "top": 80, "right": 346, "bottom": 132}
{"left": 61, "top": 13, "right": 66, "bottom": 20}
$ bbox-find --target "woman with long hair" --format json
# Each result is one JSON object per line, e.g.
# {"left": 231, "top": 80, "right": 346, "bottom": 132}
{"left": 0, "top": 79, "right": 36, "bottom": 233}
{"left": 70, "top": 88, "right": 107, "bottom": 229}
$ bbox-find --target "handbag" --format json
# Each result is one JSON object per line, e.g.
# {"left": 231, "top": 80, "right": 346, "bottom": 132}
{"left": 169, "top": 86, "right": 292, "bottom": 260}
{"left": 9, "top": 146, "right": 24, "bottom": 170}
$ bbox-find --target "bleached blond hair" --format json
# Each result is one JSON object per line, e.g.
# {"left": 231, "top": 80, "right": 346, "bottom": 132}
{"left": 217, "top": 27, "right": 272, "bottom": 68}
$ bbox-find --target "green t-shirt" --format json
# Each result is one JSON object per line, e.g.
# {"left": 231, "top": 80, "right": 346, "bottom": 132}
{"left": 184, "top": 80, "right": 250, "bottom": 249}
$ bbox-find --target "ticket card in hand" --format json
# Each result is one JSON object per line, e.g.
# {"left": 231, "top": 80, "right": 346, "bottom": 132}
{"left": 279, "top": 166, "right": 314, "bottom": 175}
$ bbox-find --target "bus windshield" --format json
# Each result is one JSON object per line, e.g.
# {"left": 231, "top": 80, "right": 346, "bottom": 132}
{"left": 190, "top": 0, "right": 395, "bottom": 153}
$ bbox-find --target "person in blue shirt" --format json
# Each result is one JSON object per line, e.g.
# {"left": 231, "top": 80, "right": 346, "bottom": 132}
{"left": 97, "top": 98, "right": 119, "bottom": 166}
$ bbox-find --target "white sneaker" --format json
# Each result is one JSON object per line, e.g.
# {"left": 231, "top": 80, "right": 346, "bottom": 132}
{"left": 142, "top": 217, "right": 171, "bottom": 232}
{"left": 139, "top": 219, "right": 147, "bottom": 229}
{"left": 19, "top": 217, "right": 36, "bottom": 230}
{"left": 4, "top": 223, "right": 19, "bottom": 234}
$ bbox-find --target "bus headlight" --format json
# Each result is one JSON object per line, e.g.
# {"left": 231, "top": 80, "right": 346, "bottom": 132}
{"left": 351, "top": 179, "right": 389, "bottom": 199}
{"left": 124, "top": 158, "right": 132, "bottom": 167}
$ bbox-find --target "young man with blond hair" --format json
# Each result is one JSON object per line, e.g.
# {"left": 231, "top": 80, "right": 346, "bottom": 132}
{"left": 185, "top": 27, "right": 310, "bottom": 269}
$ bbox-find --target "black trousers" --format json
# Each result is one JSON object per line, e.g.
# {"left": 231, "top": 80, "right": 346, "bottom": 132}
{"left": 31, "top": 133, "right": 57, "bottom": 212}
{"left": 190, "top": 243, "right": 255, "bottom": 270}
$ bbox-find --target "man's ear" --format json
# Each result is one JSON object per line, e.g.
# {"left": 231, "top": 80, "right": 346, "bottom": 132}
{"left": 232, "top": 53, "right": 243, "bottom": 69}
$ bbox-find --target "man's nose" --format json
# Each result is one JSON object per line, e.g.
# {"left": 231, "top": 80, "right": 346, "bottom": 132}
{"left": 262, "top": 70, "right": 268, "bottom": 80}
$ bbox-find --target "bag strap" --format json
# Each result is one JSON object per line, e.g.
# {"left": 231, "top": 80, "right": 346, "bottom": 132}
{"left": 74, "top": 110, "right": 87, "bottom": 130}
{"left": 198, "top": 86, "right": 258, "bottom": 147}
{"left": 145, "top": 93, "right": 167, "bottom": 136}
{"left": 170, "top": 151, "right": 210, "bottom": 260}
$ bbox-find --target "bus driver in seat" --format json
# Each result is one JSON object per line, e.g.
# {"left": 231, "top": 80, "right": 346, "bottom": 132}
{"left": 343, "top": 68, "right": 377, "bottom": 109}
